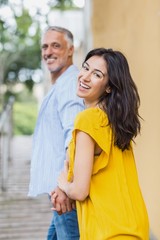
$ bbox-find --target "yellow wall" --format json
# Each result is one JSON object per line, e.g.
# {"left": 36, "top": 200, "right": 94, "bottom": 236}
{"left": 91, "top": 0, "right": 160, "bottom": 238}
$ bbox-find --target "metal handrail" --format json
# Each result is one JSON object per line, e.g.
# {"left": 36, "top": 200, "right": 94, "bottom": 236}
{"left": 0, "top": 96, "right": 14, "bottom": 191}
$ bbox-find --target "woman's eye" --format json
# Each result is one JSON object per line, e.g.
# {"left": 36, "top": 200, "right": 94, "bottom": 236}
{"left": 93, "top": 72, "right": 101, "bottom": 78}
{"left": 83, "top": 64, "right": 89, "bottom": 71}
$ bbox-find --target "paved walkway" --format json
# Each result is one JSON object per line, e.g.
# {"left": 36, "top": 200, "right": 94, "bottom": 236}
{"left": 0, "top": 136, "right": 52, "bottom": 240}
{"left": 0, "top": 136, "right": 158, "bottom": 240}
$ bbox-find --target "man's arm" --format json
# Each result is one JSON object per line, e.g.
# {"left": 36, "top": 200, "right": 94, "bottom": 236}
{"left": 50, "top": 155, "right": 75, "bottom": 215}
{"left": 52, "top": 74, "right": 84, "bottom": 214}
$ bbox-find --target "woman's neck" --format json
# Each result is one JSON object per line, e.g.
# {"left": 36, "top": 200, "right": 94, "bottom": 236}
{"left": 84, "top": 100, "right": 98, "bottom": 109}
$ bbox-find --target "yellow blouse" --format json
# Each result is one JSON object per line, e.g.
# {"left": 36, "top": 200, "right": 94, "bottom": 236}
{"left": 68, "top": 108, "right": 149, "bottom": 240}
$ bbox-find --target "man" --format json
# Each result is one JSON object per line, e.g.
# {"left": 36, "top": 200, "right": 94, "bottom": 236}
{"left": 28, "top": 26, "right": 84, "bottom": 239}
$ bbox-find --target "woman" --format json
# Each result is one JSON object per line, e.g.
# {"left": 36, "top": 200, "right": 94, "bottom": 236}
{"left": 54, "top": 48, "right": 149, "bottom": 239}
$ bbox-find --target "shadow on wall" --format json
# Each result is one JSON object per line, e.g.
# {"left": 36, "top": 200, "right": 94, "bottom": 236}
{"left": 150, "top": 230, "right": 158, "bottom": 240}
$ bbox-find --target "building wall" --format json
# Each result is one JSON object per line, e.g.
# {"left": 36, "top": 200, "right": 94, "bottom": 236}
{"left": 90, "top": 0, "right": 160, "bottom": 238}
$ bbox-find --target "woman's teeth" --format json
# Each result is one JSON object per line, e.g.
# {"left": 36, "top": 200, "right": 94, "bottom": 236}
{"left": 80, "top": 82, "right": 90, "bottom": 89}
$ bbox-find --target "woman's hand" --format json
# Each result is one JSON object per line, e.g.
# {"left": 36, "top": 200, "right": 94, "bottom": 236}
{"left": 50, "top": 187, "right": 75, "bottom": 215}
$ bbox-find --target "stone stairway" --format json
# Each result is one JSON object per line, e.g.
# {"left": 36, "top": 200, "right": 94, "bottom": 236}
{"left": 0, "top": 136, "right": 157, "bottom": 240}
{"left": 0, "top": 136, "right": 52, "bottom": 240}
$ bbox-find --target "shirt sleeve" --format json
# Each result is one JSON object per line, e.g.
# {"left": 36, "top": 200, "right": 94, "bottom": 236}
{"left": 56, "top": 73, "right": 84, "bottom": 149}
{"left": 73, "top": 108, "right": 112, "bottom": 156}
{"left": 67, "top": 108, "right": 112, "bottom": 181}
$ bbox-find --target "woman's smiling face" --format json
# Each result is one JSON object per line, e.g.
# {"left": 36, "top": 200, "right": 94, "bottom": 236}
{"left": 77, "top": 55, "right": 109, "bottom": 107}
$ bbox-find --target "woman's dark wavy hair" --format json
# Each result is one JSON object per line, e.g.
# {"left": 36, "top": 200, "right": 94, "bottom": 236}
{"left": 84, "top": 48, "right": 141, "bottom": 151}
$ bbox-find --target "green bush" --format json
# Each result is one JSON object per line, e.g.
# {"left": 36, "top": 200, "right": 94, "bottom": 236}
{"left": 13, "top": 101, "right": 38, "bottom": 135}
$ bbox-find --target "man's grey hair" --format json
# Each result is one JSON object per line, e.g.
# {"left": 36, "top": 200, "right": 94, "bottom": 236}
{"left": 42, "top": 26, "right": 74, "bottom": 47}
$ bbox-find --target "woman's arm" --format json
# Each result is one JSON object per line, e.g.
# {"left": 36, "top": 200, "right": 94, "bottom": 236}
{"left": 58, "top": 130, "right": 95, "bottom": 201}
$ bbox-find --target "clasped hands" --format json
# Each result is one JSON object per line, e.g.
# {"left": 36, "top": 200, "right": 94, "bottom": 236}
{"left": 50, "top": 187, "right": 75, "bottom": 215}
{"left": 50, "top": 160, "right": 75, "bottom": 215}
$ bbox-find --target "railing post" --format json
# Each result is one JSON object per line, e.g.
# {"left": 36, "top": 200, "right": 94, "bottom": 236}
{"left": 1, "top": 129, "right": 9, "bottom": 191}
{"left": 0, "top": 96, "right": 14, "bottom": 191}
{"left": 8, "top": 96, "right": 14, "bottom": 162}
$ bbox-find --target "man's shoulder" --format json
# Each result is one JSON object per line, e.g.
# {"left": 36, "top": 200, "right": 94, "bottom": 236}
{"left": 67, "top": 64, "right": 79, "bottom": 72}
{"left": 61, "top": 65, "right": 78, "bottom": 80}
{"left": 57, "top": 65, "right": 79, "bottom": 88}
{"left": 66, "top": 65, "right": 78, "bottom": 78}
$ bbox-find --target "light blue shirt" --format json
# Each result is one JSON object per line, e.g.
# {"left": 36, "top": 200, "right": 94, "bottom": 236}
{"left": 28, "top": 65, "right": 84, "bottom": 197}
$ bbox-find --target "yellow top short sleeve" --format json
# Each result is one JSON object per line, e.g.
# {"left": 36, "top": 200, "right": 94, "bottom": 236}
{"left": 67, "top": 108, "right": 149, "bottom": 240}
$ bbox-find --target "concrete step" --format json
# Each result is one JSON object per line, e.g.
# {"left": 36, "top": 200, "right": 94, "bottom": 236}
{"left": 0, "top": 136, "right": 52, "bottom": 240}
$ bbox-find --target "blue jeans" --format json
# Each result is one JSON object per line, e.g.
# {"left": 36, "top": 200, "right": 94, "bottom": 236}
{"left": 47, "top": 209, "right": 79, "bottom": 240}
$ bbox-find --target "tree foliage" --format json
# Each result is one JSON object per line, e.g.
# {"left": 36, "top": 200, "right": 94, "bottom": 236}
{"left": 0, "top": 1, "right": 41, "bottom": 91}
{"left": 50, "top": 0, "right": 78, "bottom": 10}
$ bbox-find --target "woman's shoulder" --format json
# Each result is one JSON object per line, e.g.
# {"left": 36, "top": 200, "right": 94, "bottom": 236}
{"left": 75, "top": 107, "right": 108, "bottom": 128}
{"left": 77, "top": 107, "right": 106, "bottom": 116}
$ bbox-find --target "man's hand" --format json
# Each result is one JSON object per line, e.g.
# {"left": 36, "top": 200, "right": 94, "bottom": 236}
{"left": 50, "top": 187, "right": 75, "bottom": 215}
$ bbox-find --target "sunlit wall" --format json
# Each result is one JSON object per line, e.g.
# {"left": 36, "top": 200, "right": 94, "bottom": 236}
{"left": 86, "top": 0, "right": 160, "bottom": 238}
